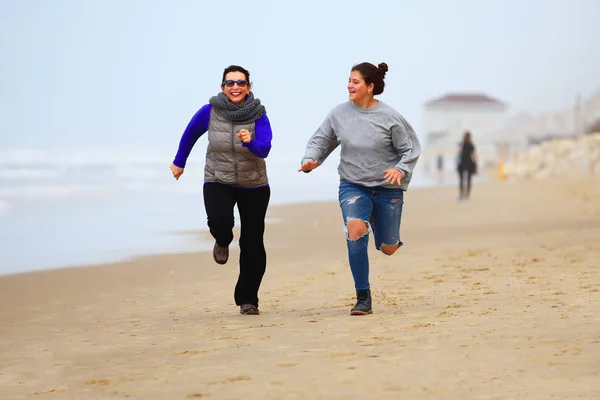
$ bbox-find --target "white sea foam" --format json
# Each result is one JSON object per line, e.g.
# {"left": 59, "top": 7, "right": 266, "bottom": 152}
{"left": 0, "top": 147, "right": 434, "bottom": 204}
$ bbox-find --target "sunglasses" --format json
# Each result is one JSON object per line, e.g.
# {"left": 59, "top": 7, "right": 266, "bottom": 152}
{"left": 222, "top": 80, "right": 248, "bottom": 88}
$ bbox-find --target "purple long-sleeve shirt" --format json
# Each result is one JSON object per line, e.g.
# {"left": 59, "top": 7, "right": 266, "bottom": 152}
{"left": 173, "top": 104, "right": 273, "bottom": 168}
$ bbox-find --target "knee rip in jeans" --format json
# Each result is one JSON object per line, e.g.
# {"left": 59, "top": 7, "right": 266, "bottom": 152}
{"left": 345, "top": 218, "right": 371, "bottom": 241}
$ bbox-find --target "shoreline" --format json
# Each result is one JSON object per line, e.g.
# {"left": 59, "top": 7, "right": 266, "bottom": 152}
{"left": 0, "top": 173, "right": 456, "bottom": 278}
{"left": 0, "top": 167, "right": 519, "bottom": 280}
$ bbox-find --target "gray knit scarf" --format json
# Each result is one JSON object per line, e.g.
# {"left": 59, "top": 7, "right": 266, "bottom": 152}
{"left": 209, "top": 92, "right": 266, "bottom": 124}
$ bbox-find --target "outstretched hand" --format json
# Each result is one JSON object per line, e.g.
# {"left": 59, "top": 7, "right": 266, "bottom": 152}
{"left": 384, "top": 168, "right": 403, "bottom": 186}
{"left": 298, "top": 160, "right": 319, "bottom": 173}
{"left": 170, "top": 163, "right": 184, "bottom": 180}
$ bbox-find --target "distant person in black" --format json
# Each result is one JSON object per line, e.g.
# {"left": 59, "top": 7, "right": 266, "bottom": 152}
{"left": 456, "top": 131, "right": 477, "bottom": 200}
{"left": 436, "top": 153, "right": 444, "bottom": 183}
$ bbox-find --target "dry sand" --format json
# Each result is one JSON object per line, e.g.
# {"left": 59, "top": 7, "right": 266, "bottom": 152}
{"left": 1, "top": 178, "right": 599, "bottom": 399}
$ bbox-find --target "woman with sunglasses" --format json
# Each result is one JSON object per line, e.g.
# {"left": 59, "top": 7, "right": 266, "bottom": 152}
{"left": 170, "top": 65, "right": 272, "bottom": 316}
{"left": 299, "top": 62, "right": 421, "bottom": 316}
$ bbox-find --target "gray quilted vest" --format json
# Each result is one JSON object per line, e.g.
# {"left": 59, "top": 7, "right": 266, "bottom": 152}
{"left": 204, "top": 108, "right": 269, "bottom": 187}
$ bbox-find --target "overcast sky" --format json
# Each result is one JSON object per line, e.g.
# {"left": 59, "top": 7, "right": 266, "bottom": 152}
{"left": 1, "top": 0, "right": 599, "bottom": 160}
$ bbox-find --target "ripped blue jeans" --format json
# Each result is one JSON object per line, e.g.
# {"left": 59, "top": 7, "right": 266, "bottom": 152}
{"left": 338, "top": 179, "right": 404, "bottom": 291}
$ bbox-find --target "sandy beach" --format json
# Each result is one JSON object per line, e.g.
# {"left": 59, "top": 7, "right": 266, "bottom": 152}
{"left": 1, "top": 178, "right": 599, "bottom": 400}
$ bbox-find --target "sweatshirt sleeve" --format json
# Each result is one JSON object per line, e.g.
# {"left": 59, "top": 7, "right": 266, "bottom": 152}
{"left": 242, "top": 114, "right": 272, "bottom": 158}
{"left": 172, "top": 104, "right": 211, "bottom": 168}
{"left": 391, "top": 114, "right": 421, "bottom": 181}
{"left": 301, "top": 113, "right": 339, "bottom": 165}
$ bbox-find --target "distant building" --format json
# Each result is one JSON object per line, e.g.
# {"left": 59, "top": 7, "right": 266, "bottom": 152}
{"left": 422, "top": 93, "right": 509, "bottom": 168}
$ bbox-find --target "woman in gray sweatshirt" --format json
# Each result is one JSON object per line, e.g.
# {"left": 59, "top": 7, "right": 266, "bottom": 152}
{"left": 299, "top": 62, "right": 421, "bottom": 315}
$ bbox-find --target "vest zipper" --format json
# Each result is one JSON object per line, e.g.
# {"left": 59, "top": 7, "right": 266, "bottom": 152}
{"left": 232, "top": 125, "right": 238, "bottom": 184}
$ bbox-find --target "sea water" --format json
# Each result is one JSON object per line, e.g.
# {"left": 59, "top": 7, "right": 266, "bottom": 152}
{"left": 0, "top": 148, "right": 436, "bottom": 276}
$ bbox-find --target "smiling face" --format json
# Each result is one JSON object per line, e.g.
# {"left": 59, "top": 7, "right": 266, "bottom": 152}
{"left": 348, "top": 71, "right": 373, "bottom": 103}
{"left": 221, "top": 71, "right": 251, "bottom": 104}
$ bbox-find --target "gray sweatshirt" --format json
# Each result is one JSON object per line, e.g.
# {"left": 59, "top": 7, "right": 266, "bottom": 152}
{"left": 301, "top": 101, "right": 421, "bottom": 190}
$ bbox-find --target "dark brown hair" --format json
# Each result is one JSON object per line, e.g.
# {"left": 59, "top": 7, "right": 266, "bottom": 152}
{"left": 463, "top": 130, "right": 472, "bottom": 143}
{"left": 221, "top": 65, "right": 251, "bottom": 86}
{"left": 351, "top": 62, "right": 388, "bottom": 95}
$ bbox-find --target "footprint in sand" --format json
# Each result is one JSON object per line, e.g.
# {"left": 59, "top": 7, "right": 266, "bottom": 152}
{"left": 438, "top": 311, "right": 456, "bottom": 317}
{"left": 85, "top": 378, "right": 112, "bottom": 385}
{"left": 225, "top": 375, "right": 252, "bottom": 382}
{"left": 409, "top": 323, "right": 433, "bottom": 329}
{"left": 277, "top": 362, "right": 298, "bottom": 367}
{"left": 32, "top": 388, "right": 67, "bottom": 395}
{"left": 554, "top": 347, "right": 584, "bottom": 356}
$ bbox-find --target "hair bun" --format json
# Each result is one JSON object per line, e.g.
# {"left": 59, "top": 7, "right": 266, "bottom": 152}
{"left": 378, "top": 62, "right": 389, "bottom": 76}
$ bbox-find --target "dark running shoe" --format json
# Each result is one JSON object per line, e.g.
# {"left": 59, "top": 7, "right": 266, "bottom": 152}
{"left": 240, "top": 304, "right": 260, "bottom": 315}
{"left": 350, "top": 289, "right": 373, "bottom": 316}
{"left": 212, "top": 242, "right": 229, "bottom": 265}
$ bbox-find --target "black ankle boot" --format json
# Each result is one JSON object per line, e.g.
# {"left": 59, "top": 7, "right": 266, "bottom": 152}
{"left": 351, "top": 289, "right": 372, "bottom": 315}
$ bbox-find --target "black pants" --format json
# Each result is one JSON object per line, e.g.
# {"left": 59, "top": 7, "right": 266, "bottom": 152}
{"left": 458, "top": 167, "right": 473, "bottom": 198}
{"left": 203, "top": 182, "right": 271, "bottom": 307}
